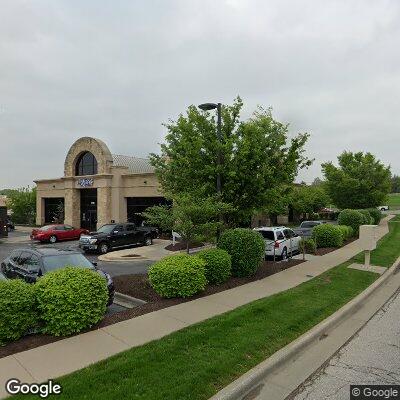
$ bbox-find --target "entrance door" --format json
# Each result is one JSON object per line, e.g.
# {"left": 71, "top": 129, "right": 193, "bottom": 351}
{"left": 80, "top": 189, "right": 97, "bottom": 231}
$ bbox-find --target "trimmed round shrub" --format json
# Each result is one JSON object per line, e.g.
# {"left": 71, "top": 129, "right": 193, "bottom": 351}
{"left": 0, "top": 279, "right": 38, "bottom": 344}
{"left": 196, "top": 248, "right": 232, "bottom": 284}
{"left": 149, "top": 254, "right": 207, "bottom": 298}
{"left": 35, "top": 267, "right": 109, "bottom": 336}
{"left": 337, "top": 225, "right": 354, "bottom": 241}
{"left": 337, "top": 209, "right": 365, "bottom": 234}
{"left": 366, "top": 208, "right": 382, "bottom": 225}
{"left": 299, "top": 238, "right": 317, "bottom": 254}
{"left": 218, "top": 228, "right": 265, "bottom": 277}
{"left": 312, "top": 224, "right": 343, "bottom": 248}
{"left": 358, "top": 209, "right": 373, "bottom": 225}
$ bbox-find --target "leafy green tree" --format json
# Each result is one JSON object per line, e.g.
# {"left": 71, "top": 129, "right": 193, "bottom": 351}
{"left": 150, "top": 97, "right": 312, "bottom": 226}
{"left": 142, "top": 195, "right": 233, "bottom": 252}
{"left": 7, "top": 186, "right": 37, "bottom": 225}
{"left": 311, "top": 177, "right": 324, "bottom": 186}
{"left": 322, "top": 152, "right": 391, "bottom": 209}
{"left": 391, "top": 175, "right": 400, "bottom": 193}
{"left": 290, "top": 185, "right": 330, "bottom": 218}
{"left": 260, "top": 185, "right": 292, "bottom": 226}
{"left": 0, "top": 189, "right": 18, "bottom": 197}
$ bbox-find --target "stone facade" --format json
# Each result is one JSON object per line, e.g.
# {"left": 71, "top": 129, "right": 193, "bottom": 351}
{"left": 35, "top": 137, "right": 163, "bottom": 229}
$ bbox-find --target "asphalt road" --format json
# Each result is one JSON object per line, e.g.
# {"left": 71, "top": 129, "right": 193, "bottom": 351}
{"left": 291, "top": 288, "right": 400, "bottom": 400}
{"left": 0, "top": 229, "right": 153, "bottom": 277}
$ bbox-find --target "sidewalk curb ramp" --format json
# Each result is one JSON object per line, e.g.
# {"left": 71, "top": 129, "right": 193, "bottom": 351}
{"left": 209, "top": 255, "right": 400, "bottom": 400}
{"left": 114, "top": 292, "right": 146, "bottom": 308}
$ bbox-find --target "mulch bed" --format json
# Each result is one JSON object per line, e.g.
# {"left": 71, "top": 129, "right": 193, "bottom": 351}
{"left": 313, "top": 238, "right": 357, "bottom": 256}
{"left": 164, "top": 242, "right": 205, "bottom": 252}
{"left": 0, "top": 258, "right": 304, "bottom": 359}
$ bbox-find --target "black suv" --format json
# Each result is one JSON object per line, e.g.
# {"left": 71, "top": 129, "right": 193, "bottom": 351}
{"left": 1, "top": 247, "right": 114, "bottom": 305}
{"left": 79, "top": 223, "right": 157, "bottom": 254}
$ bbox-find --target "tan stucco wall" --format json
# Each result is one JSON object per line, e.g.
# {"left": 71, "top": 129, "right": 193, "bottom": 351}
{"left": 35, "top": 137, "right": 164, "bottom": 228}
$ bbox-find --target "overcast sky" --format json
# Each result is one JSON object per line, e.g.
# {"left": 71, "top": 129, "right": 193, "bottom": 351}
{"left": 1, "top": 0, "right": 399, "bottom": 188}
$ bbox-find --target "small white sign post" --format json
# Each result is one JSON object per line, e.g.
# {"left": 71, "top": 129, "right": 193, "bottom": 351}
{"left": 359, "top": 225, "right": 377, "bottom": 268}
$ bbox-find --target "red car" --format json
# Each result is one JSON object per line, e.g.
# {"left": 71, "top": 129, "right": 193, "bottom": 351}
{"left": 31, "top": 225, "right": 89, "bottom": 244}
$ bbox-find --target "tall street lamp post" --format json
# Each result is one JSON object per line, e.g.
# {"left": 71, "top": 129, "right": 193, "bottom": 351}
{"left": 198, "top": 102, "right": 222, "bottom": 195}
{"left": 198, "top": 102, "right": 223, "bottom": 239}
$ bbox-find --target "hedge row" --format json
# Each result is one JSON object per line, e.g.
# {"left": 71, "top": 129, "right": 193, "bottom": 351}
{"left": 0, "top": 268, "right": 109, "bottom": 345}
{"left": 338, "top": 208, "right": 382, "bottom": 234}
{"left": 149, "top": 228, "right": 265, "bottom": 298}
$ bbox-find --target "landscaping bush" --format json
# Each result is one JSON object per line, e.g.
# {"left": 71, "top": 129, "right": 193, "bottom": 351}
{"left": 312, "top": 224, "right": 343, "bottom": 248}
{"left": 218, "top": 228, "right": 265, "bottom": 277}
{"left": 299, "top": 238, "right": 317, "bottom": 254}
{"left": 0, "top": 279, "right": 38, "bottom": 344}
{"left": 337, "top": 225, "right": 354, "bottom": 241}
{"left": 196, "top": 248, "right": 232, "bottom": 285}
{"left": 309, "top": 212, "right": 320, "bottom": 220}
{"left": 366, "top": 208, "right": 382, "bottom": 225}
{"left": 337, "top": 209, "right": 365, "bottom": 234}
{"left": 149, "top": 254, "right": 207, "bottom": 298}
{"left": 358, "top": 209, "right": 373, "bottom": 225}
{"left": 35, "top": 267, "right": 109, "bottom": 336}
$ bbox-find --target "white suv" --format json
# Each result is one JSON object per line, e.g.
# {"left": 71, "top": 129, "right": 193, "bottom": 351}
{"left": 254, "top": 226, "right": 301, "bottom": 260}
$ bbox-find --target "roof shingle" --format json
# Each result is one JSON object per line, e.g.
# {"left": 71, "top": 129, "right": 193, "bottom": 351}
{"left": 112, "top": 154, "right": 154, "bottom": 174}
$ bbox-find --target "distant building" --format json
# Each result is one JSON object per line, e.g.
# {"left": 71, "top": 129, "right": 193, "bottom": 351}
{"left": 0, "top": 196, "right": 6, "bottom": 208}
{"left": 35, "top": 137, "right": 167, "bottom": 230}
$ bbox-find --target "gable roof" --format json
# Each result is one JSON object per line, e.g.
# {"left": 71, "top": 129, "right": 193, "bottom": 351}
{"left": 112, "top": 154, "right": 155, "bottom": 174}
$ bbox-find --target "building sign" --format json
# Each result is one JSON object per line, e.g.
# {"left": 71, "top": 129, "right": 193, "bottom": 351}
{"left": 78, "top": 178, "right": 94, "bottom": 188}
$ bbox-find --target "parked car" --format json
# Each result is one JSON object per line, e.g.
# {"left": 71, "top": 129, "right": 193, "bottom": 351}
{"left": 31, "top": 224, "right": 89, "bottom": 244}
{"left": 1, "top": 247, "right": 114, "bottom": 305}
{"left": 79, "top": 222, "right": 157, "bottom": 254}
{"left": 254, "top": 226, "right": 302, "bottom": 260}
{"left": 6, "top": 217, "right": 15, "bottom": 232}
{"left": 293, "top": 220, "right": 326, "bottom": 238}
{"left": 378, "top": 205, "right": 389, "bottom": 211}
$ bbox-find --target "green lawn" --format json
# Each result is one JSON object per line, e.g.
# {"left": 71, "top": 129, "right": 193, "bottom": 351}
{"left": 17, "top": 264, "right": 378, "bottom": 400}
{"left": 352, "top": 215, "right": 400, "bottom": 267}
{"left": 387, "top": 193, "right": 400, "bottom": 210}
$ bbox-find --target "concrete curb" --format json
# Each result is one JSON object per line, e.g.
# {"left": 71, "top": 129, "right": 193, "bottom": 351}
{"left": 209, "top": 255, "right": 400, "bottom": 400}
{"left": 99, "top": 254, "right": 148, "bottom": 262}
{"left": 114, "top": 292, "right": 146, "bottom": 308}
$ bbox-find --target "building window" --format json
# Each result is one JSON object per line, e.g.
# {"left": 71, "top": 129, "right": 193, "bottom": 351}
{"left": 75, "top": 152, "right": 98, "bottom": 176}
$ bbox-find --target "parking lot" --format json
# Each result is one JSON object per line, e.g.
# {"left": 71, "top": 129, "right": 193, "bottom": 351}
{"left": 1, "top": 228, "right": 156, "bottom": 315}
{"left": 0, "top": 228, "right": 154, "bottom": 277}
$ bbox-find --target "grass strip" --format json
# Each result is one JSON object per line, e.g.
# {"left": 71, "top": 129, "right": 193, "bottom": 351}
{"left": 17, "top": 263, "right": 378, "bottom": 400}
{"left": 387, "top": 193, "right": 400, "bottom": 210}
{"left": 352, "top": 215, "right": 400, "bottom": 267}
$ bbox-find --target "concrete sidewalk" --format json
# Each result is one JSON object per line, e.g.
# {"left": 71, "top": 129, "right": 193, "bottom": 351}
{"left": 0, "top": 216, "right": 392, "bottom": 398}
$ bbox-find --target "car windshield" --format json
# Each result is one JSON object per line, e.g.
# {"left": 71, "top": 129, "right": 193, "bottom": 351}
{"left": 96, "top": 224, "right": 117, "bottom": 234}
{"left": 301, "top": 222, "right": 318, "bottom": 228}
{"left": 259, "top": 231, "right": 275, "bottom": 240}
{"left": 42, "top": 254, "right": 94, "bottom": 272}
{"left": 40, "top": 225, "right": 55, "bottom": 231}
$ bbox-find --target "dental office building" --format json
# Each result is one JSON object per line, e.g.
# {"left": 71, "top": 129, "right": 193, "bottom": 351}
{"left": 35, "top": 137, "right": 167, "bottom": 231}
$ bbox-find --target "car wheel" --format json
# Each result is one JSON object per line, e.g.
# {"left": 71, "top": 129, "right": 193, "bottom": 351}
{"left": 281, "top": 247, "right": 288, "bottom": 261}
{"left": 49, "top": 235, "right": 57, "bottom": 244}
{"left": 98, "top": 242, "right": 109, "bottom": 254}
{"left": 144, "top": 236, "right": 153, "bottom": 246}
